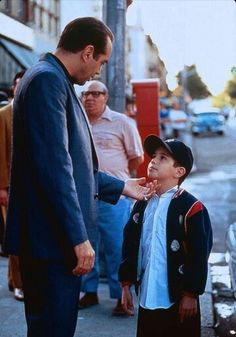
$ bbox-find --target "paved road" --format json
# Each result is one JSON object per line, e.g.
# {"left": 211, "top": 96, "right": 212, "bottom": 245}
{"left": 2, "top": 117, "right": 236, "bottom": 337}
{"left": 0, "top": 255, "right": 215, "bottom": 337}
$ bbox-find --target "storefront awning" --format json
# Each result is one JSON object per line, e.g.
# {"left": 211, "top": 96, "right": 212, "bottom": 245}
{"left": 0, "top": 38, "right": 39, "bottom": 68}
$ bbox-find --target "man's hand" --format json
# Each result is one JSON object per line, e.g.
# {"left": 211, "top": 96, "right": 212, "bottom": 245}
{"left": 72, "top": 240, "right": 95, "bottom": 276}
{"left": 0, "top": 189, "right": 8, "bottom": 207}
{"left": 122, "top": 285, "right": 134, "bottom": 316}
{"left": 179, "top": 295, "right": 198, "bottom": 323}
{"left": 122, "top": 177, "right": 160, "bottom": 201}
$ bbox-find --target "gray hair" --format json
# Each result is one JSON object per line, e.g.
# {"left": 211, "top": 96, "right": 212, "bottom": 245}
{"left": 83, "top": 80, "right": 108, "bottom": 93}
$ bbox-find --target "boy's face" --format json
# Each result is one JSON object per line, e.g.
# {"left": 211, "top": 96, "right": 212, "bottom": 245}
{"left": 147, "top": 147, "right": 184, "bottom": 182}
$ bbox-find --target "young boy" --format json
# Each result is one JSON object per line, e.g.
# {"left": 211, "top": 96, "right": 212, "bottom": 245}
{"left": 119, "top": 135, "right": 212, "bottom": 337}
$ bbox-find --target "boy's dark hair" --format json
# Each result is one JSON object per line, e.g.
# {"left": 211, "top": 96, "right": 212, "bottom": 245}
{"left": 13, "top": 70, "right": 26, "bottom": 86}
{"left": 57, "top": 17, "right": 114, "bottom": 59}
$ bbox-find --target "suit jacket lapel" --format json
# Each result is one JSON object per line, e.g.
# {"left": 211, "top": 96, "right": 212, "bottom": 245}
{"left": 41, "top": 53, "right": 99, "bottom": 169}
{"left": 68, "top": 83, "right": 99, "bottom": 169}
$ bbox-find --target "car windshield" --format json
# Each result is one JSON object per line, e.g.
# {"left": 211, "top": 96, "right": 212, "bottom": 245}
{"left": 196, "top": 113, "right": 220, "bottom": 121}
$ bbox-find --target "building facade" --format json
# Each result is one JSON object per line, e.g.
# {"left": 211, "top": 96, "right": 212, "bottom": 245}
{"left": 126, "top": 23, "right": 169, "bottom": 97}
{"left": 0, "top": 0, "right": 60, "bottom": 93}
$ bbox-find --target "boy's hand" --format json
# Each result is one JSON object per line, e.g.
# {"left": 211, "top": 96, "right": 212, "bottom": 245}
{"left": 121, "top": 285, "right": 134, "bottom": 316}
{"left": 179, "top": 295, "right": 198, "bottom": 323}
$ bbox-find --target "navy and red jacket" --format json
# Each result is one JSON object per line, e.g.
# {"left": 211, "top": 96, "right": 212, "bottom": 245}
{"left": 119, "top": 189, "right": 213, "bottom": 302}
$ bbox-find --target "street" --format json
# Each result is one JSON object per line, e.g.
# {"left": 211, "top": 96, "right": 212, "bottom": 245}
{"left": 183, "top": 116, "right": 236, "bottom": 337}
{"left": 0, "top": 116, "right": 236, "bottom": 337}
{"left": 184, "top": 116, "right": 236, "bottom": 253}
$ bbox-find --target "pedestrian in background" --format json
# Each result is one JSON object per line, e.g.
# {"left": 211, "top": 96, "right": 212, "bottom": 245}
{"left": 4, "top": 17, "right": 155, "bottom": 337}
{"left": 125, "top": 94, "right": 137, "bottom": 126}
{"left": 159, "top": 101, "right": 171, "bottom": 139}
{"left": 0, "top": 70, "right": 25, "bottom": 301}
{"left": 119, "top": 135, "right": 212, "bottom": 337}
{"left": 0, "top": 91, "right": 9, "bottom": 108}
{"left": 169, "top": 100, "right": 188, "bottom": 140}
{"left": 79, "top": 80, "right": 144, "bottom": 315}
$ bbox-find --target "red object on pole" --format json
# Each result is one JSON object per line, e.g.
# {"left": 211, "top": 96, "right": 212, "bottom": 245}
{"left": 131, "top": 79, "right": 160, "bottom": 178}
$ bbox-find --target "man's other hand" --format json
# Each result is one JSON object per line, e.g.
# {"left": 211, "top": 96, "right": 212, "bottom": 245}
{"left": 72, "top": 240, "right": 95, "bottom": 276}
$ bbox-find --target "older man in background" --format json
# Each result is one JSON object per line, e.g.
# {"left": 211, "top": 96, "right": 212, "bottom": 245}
{"left": 0, "top": 70, "right": 25, "bottom": 301}
{"left": 79, "top": 80, "right": 144, "bottom": 315}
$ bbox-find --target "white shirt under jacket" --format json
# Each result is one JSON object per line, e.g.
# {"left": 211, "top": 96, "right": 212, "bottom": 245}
{"left": 140, "top": 186, "right": 178, "bottom": 309}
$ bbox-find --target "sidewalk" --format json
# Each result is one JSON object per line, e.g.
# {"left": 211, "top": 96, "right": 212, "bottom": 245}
{"left": 0, "top": 255, "right": 215, "bottom": 337}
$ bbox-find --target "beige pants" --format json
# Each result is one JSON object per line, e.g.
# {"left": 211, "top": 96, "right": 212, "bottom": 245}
{"left": 1, "top": 205, "right": 23, "bottom": 289}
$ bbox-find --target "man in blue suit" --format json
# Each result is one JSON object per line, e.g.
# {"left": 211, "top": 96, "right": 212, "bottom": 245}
{"left": 4, "top": 17, "right": 153, "bottom": 337}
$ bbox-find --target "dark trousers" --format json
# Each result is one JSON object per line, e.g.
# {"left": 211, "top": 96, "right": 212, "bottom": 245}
{"left": 136, "top": 301, "right": 201, "bottom": 337}
{"left": 8, "top": 255, "right": 23, "bottom": 288}
{"left": 19, "top": 255, "right": 81, "bottom": 337}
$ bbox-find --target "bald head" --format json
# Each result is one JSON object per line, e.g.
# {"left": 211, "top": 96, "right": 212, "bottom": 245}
{"left": 81, "top": 80, "right": 109, "bottom": 123}
{"left": 83, "top": 80, "right": 108, "bottom": 93}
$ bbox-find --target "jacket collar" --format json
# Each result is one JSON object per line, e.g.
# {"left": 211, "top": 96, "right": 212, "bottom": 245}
{"left": 40, "top": 52, "right": 73, "bottom": 83}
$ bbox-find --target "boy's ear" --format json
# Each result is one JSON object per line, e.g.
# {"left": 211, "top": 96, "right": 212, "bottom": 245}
{"left": 175, "top": 166, "right": 186, "bottom": 178}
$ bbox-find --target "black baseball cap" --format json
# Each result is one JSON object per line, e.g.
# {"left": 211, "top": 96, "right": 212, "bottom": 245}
{"left": 144, "top": 135, "right": 194, "bottom": 175}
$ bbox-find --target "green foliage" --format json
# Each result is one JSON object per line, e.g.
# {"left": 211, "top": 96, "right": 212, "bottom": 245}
{"left": 176, "top": 65, "right": 211, "bottom": 100}
{"left": 211, "top": 92, "right": 230, "bottom": 109}
{"left": 225, "top": 74, "right": 236, "bottom": 104}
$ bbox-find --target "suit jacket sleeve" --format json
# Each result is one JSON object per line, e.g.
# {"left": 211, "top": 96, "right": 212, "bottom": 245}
{"left": 183, "top": 202, "right": 213, "bottom": 294}
{"left": 119, "top": 201, "right": 146, "bottom": 283}
{"left": 97, "top": 171, "right": 124, "bottom": 204}
{"left": 21, "top": 72, "right": 88, "bottom": 246}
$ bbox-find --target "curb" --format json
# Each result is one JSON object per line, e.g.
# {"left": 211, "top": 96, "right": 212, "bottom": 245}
{"left": 209, "top": 252, "right": 236, "bottom": 337}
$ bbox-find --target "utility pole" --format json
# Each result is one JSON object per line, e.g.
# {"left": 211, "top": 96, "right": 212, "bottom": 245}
{"left": 103, "top": 0, "right": 126, "bottom": 113}
{"left": 180, "top": 65, "right": 189, "bottom": 113}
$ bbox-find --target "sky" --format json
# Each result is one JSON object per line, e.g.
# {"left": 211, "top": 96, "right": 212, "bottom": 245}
{"left": 60, "top": 0, "right": 236, "bottom": 96}
{"left": 126, "top": 0, "right": 236, "bottom": 95}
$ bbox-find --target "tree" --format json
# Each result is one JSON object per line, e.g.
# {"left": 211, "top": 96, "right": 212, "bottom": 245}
{"left": 211, "top": 91, "right": 230, "bottom": 109}
{"left": 176, "top": 65, "right": 211, "bottom": 100}
{"left": 225, "top": 73, "right": 236, "bottom": 106}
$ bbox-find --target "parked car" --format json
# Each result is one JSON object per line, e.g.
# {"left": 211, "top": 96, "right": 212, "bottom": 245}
{"left": 190, "top": 111, "right": 225, "bottom": 136}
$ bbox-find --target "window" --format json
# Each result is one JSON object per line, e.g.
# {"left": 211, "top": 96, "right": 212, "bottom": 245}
{"left": 30, "top": 0, "right": 59, "bottom": 35}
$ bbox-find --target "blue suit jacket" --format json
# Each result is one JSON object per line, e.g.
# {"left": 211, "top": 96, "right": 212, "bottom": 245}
{"left": 5, "top": 53, "right": 124, "bottom": 265}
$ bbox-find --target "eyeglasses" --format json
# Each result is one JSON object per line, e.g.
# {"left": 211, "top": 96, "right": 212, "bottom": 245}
{"left": 81, "top": 91, "right": 106, "bottom": 98}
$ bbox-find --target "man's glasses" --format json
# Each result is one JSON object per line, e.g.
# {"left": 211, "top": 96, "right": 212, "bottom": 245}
{"left": 81, "top": 91, "right": 106, "bottom": 98}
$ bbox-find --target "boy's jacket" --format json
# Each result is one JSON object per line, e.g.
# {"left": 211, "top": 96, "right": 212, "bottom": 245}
{"left": 119, "top": 189, "right": 213, "bottom": 302}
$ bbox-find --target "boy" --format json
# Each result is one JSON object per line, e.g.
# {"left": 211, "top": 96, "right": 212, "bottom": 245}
{"left": 119, "top": 135, "right": 212, "bottom": 337}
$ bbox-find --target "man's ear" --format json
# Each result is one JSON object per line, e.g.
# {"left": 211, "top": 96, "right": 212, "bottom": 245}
{"left": 175, "top": 166, "right": 186, "bottom": 178}
{"left": 81, "top": 45, "right": 94, "bottom": 61}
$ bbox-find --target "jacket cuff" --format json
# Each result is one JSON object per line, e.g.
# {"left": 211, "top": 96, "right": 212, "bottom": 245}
{"left": 121, "top": 281, "right": 132, "bottom": 287}
{"left": 182, "top": 290, "right": 198, "bottom": 299}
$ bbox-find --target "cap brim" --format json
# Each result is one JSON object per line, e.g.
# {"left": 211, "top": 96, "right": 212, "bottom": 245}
{"left": 144, "top": 135, "right": 173, "bottom": 158}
